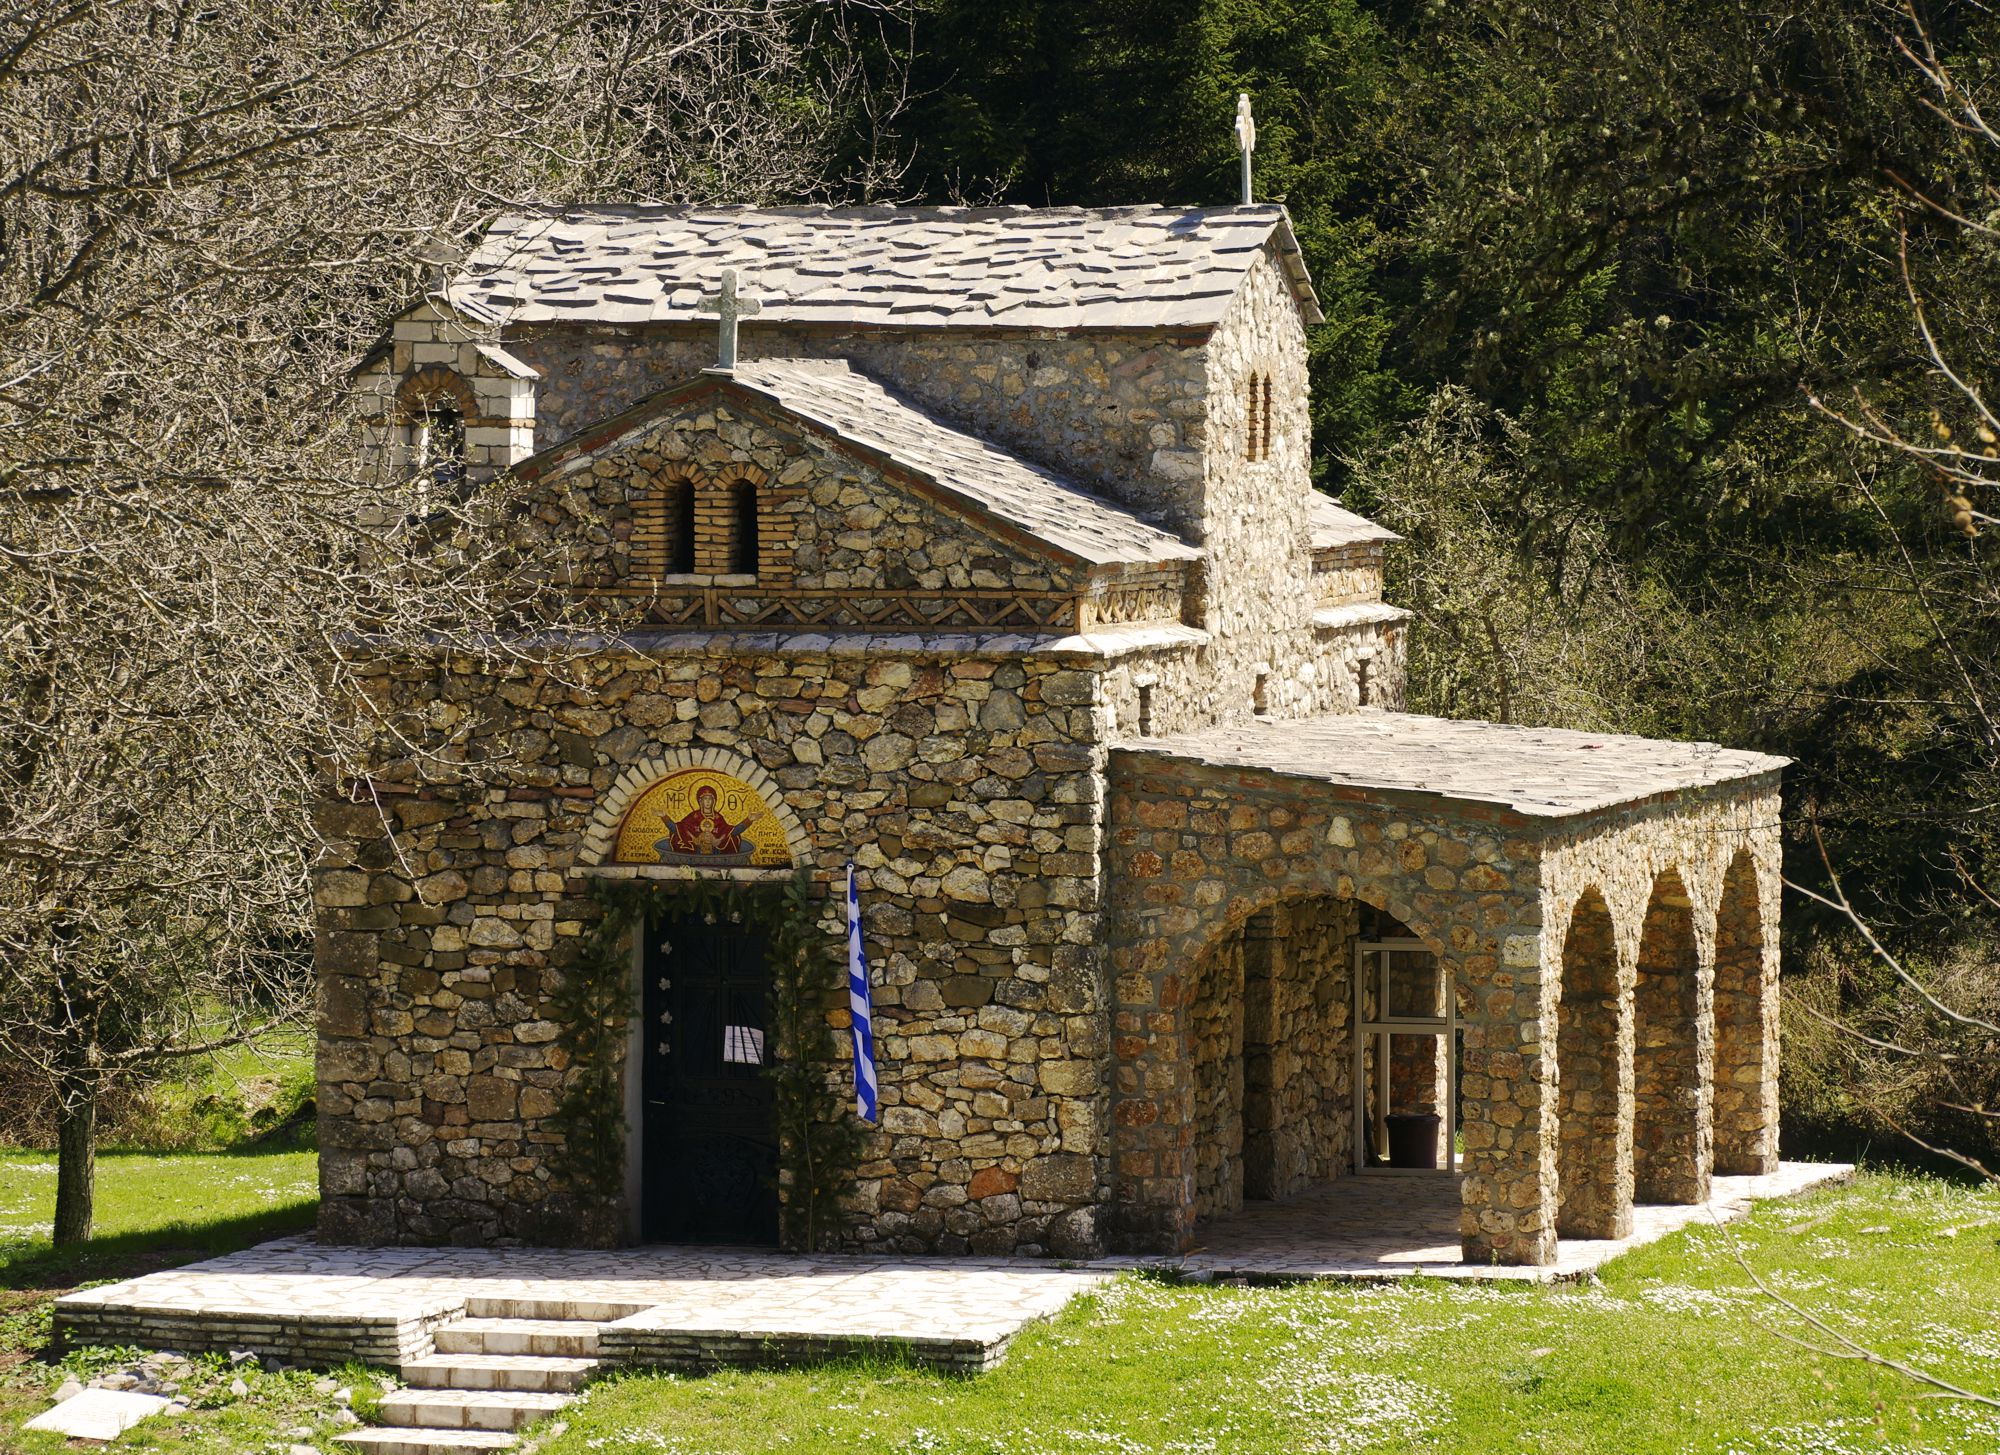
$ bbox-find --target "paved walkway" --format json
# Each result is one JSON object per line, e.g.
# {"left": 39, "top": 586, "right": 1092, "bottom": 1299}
{"left": 53, "top": 1161, "right": 1851, "bottom": 1376}
{"left": 1126, "top": 1160, "right": 1853, "bottom": 1282}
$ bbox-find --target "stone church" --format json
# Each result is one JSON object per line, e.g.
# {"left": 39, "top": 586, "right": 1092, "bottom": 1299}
{"left": 319, "top": 204, "right": 1785, "bottom": 1267}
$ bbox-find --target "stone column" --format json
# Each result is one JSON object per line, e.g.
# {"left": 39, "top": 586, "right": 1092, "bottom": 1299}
{"left": 1555, "top": 892, "right": 1634, "bottom": 1239}
{"left": 1241, "top": 908, "right": 1282, "bottom": 1200}
{"left": 1632, "top": 876, "right": 1714, "bottom": 1205}
{"left": 1458, "top": 926, "right": 1558, "bottom": 1266}
{"left": 1711, "top": 854, "right": 1778, "bottom": 1175}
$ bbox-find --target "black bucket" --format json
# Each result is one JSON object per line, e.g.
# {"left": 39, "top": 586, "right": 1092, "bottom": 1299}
{"left": 1385, "top": 1112, "right": 1442, "bottom": 1169}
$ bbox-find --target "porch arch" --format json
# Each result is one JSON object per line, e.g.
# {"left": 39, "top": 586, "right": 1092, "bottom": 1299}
{"left": 1555, "top": 888, "right": 1632, "bottom": 1238}
{"left": 1632, "top": 867, "right": 1712, "bottom": 1204}
{"left": 1712, "top": 850, "right": 1777, "bottom": 1174}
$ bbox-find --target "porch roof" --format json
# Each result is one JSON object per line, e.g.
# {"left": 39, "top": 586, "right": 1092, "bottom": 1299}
{"left": 1113, "top": 712, "right": 1787, "bottom": 820}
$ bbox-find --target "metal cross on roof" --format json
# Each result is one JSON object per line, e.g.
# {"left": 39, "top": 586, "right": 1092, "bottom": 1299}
{"left": 1235, "top": 93, "right": 1257, "bottom": 206}
{"left": 695, "top": 268, "right": 761, "bottom": 371}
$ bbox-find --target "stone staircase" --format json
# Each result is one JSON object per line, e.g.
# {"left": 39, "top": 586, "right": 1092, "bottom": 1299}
{"left": 335, "top": 1300, "right": 613, "bottom": 1455}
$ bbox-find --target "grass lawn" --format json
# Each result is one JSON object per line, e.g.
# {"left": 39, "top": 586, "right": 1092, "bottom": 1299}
{"left": 0, "top": 1167, "right": 1996, "bottom": 1454}
{"left": 543, "top": 1171, "right": 2000, "bottom": 1455}
{"left": 0, "top": 1145, "right": 322, "bottom": 1453}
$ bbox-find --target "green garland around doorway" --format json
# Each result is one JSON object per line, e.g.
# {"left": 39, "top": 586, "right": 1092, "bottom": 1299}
{"left": 551, "top": 871, "right": 865, "bottom": 1250}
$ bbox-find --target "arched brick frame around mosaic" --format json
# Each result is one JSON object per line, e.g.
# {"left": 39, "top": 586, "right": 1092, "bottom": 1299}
{"left": 1554, "top": 886, "right": 1633, "bottom": 1239}
{"left": 1712, "top": 848, "right": 1777, "bottom": 1175}
{"left": 573, "top": 747, "right": 813, "bottom": 875}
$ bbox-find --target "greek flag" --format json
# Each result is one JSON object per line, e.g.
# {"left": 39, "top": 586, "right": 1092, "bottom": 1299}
{"left": 846, "top": 864, "right": 879, "bottom": 1124}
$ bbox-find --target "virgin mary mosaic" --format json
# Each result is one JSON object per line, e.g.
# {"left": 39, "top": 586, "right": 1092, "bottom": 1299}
{"left": 613, "top": 768, "right": 793, "bottom": 868}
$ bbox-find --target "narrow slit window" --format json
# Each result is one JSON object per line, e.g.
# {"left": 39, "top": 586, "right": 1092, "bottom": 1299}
{"left": 729, "top": 479, "right": 759, "bottom": 575}
{"left": 668, "top": 478, "right": 697, "bottom": 574}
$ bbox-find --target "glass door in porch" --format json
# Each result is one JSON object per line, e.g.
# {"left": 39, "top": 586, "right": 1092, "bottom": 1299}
{"left": 1352, "top": 936, "right": 1459, "bottom": 1174}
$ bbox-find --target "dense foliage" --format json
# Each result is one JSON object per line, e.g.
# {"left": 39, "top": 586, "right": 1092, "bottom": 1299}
{"left": 866, "top": 0, "right": 2000, "bottom": 1161}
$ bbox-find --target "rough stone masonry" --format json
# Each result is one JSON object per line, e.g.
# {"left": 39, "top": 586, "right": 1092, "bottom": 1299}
{"left": 320, "top": 204, "right": 1785, "bottom": 1265}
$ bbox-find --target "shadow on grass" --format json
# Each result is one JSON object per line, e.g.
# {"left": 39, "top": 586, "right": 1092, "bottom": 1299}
{"left": 0, "top": 1199, "right": 318, "bottom": 1294}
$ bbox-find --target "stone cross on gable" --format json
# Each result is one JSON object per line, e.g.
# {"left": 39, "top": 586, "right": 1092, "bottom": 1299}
{"left": 1235, "top": 93, "right": 1256, "bottom": 206}
{"left": 696, "top": 269, "right": 761, "bottom": 371}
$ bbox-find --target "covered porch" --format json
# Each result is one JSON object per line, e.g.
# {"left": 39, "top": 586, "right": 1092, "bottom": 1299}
{"left": 1108, "top": 1161, "right": 1848, "bottom": 1281}
{"left": 1103, "top": 712, "right": 1789, "bottom": 1267}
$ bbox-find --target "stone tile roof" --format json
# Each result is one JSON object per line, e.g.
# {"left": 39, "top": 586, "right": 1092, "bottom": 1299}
{"left": 521, "top": 358, "right": 1199, "bottom": 570}
{"left": 1116, "top": 712, "right": 1787, "bottom": 819}
{"left": 728, "top": 360, "right": 1199, "bottom": 569}
{"left": 1309, "top": 494, "right": 1401, "bottom": 550}
{"left": 452, "top": 205, "right": 1323, "bottom": 330}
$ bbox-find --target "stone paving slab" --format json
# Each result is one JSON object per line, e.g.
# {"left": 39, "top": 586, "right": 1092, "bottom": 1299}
{"left": 54, "top": 1239, "right": 1113, "bottom": 1374}
{"left": 23, "top": 1387, "right": 171, "bottom": 1440}
{"left": 1103, "top": 1161, "right": 1854, "bottom": 1284}
{"left": 51, "top": 1162, "right": 1848, "bottom": 1375}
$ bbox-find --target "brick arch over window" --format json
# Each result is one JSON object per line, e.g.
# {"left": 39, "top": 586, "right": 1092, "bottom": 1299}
{"left": 575, "top": 748, "right": 812, "bottom": 874}
{"left": 1632, "top": 866, "right": 1712, "bottom": 1205}
{"left": 395, "top": 365, "right": 479, "bottom": 424}
{"left": 701, "top": 465, "right": 768, "bottom": 577}
{"left": 1556, "top": 887, "right": 1632, "bottom": 1238}
{"left": 1712, "top": 849, "right": 1777, "bottom": 1174}
{"left": 643, "top": 463, "right": 703, "bottom": 578}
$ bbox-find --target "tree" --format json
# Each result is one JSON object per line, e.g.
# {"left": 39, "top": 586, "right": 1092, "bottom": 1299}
{"left": 0, "top": 0, "right": 895, "bottom": 1244}
{"left": 870, "top": 0, "right": 1412, "bottom": 482}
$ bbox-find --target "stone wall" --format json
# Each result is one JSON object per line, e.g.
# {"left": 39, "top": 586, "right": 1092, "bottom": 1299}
{"left": 1243, "top": 899, "right": 1357, "bottom": 1200}
{"left": 1104, "top": 751, "right": 1550, "bottom": 1262}
{"left": 1537, "top": 786, "right": 1782, "bottom": 1237}
{"left": 506, "top": 388, "right": 1117, "bottom": 632}
{"left": 510, "top": 325, "right": 1210, "bottom": 534}
{"left": 315, "top": 638, "right": 1120, "bottom": 1255}
{"left": 1106, "top": 749, "right": 1785, "bottom": 1266}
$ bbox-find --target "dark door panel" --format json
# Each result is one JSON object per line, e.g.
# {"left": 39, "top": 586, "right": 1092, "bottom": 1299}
{"left": 640, "top": 909, "right": 779, "bottom": 1245}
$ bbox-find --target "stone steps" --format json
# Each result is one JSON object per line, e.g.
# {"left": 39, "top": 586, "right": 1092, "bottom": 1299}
{"left": 434, "top": 1318, "right": 603, "bottom": 1358}
{"left": 377, "top": 1388, "right": 572, "bottom": 1430}
{"left": 336, "top": 1311, "right": 604, "bottom": 1455}
{"left": 463, "top": 1296, "right": 648, "bottom": 1323}
{"left": 333, "top": 1430, "right": 519, "bottom": 1454}
{"left": 402, "top": 1353, "right": 598, "bottom": 1393}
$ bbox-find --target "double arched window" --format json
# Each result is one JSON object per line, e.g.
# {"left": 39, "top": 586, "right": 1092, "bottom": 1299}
{"left": 658, "top": 468, "right": 763, "bottom": 579}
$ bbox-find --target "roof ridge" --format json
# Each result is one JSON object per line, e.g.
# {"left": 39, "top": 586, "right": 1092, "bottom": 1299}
{"left": 451, "top": 204, "right": 1322, "bottom": 331}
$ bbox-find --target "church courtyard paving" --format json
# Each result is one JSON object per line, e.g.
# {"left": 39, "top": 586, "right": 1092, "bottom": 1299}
{"left": 53, "top": 1162, "right": 1849, "bottom": 1378}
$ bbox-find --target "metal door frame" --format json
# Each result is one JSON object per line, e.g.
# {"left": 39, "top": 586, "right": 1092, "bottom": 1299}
{"left": 1352, "top": 936, "right": 1457, "bottom": 1175}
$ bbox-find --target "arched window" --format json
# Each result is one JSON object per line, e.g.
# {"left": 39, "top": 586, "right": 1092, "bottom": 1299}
{"left": 415, "top": 400, "right": 466, "bottom": 491}
{"left": 668, "top": 478, "right": 697, "bottom": 574}
{"left": 396, "top": 366, "right": 476, "bottom": 495}
{"left": 729, "top": 480, "right": 759, "bottom": 575}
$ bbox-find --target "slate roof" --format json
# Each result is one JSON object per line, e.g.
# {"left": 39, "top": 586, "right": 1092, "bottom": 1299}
{"left": 1309, "top": 494, "right": 1400, "bottom": 551}
{"left": 532, "top": 359, "right": 1199, "bottom": 570}
{"left": 451, "top": 205, "right": 1323, "bottom": 331}
{"left": 1117, "top": 713, "right": 1787, "bottom": 819}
